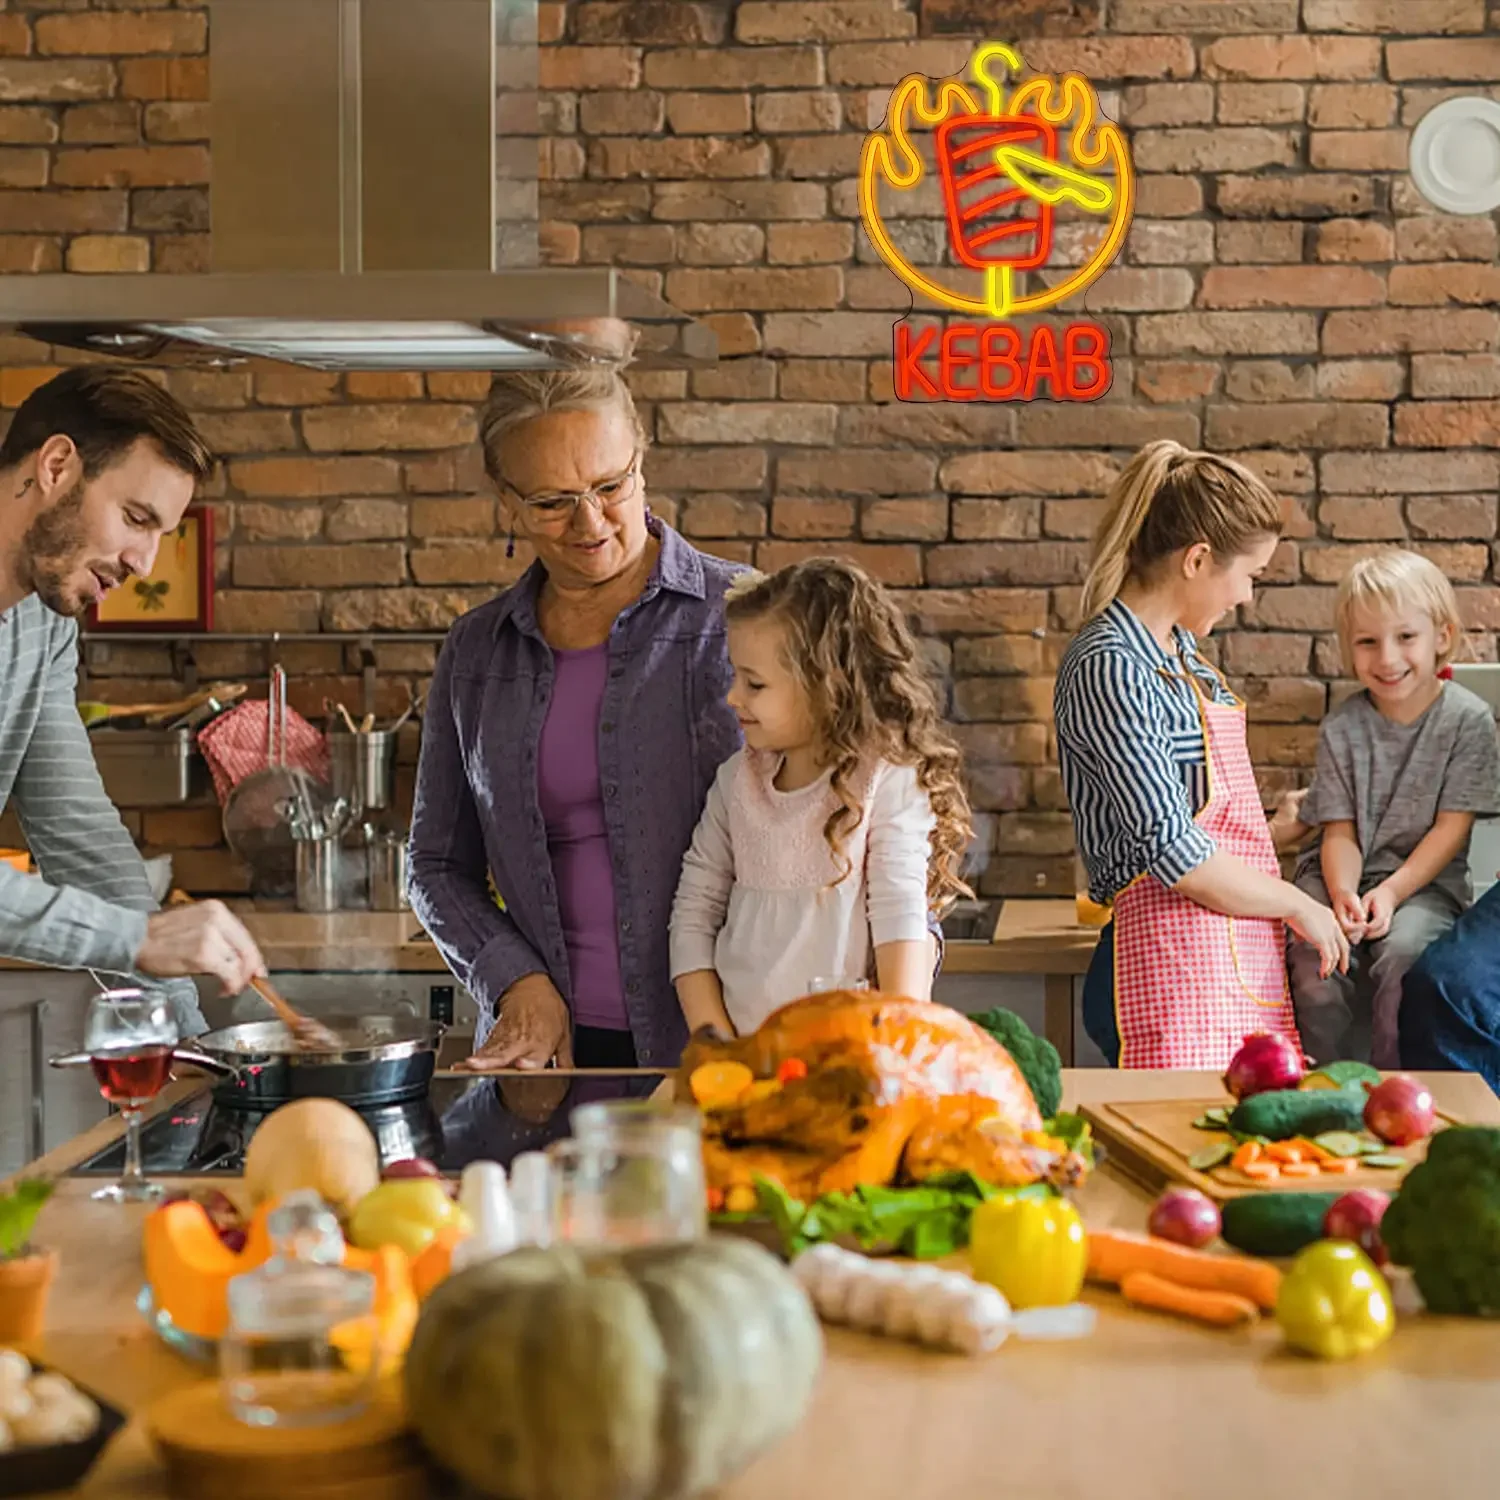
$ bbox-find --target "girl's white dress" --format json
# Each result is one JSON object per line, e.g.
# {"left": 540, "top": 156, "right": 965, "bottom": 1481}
{"left": 669, "top": 747, "right": 936, "bottom": 1033}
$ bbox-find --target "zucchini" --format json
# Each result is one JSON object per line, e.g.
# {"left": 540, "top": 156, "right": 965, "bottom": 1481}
{"left": 1227, "top": 1087, "right": 1365, "bottom": 1141}
{"left": 1220, "top": 1192, "right": 1340, "bottom": 1258}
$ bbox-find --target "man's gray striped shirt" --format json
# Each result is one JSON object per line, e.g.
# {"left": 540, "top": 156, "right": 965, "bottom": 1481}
{"left": 0, "top": 595, "right": 201, "bottom": 1029}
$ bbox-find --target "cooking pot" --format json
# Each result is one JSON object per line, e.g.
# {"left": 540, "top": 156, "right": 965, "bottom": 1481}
{"left": 187, "top": 1015, "right": 445, "bottom": 1109}
{"left": 52, "top": 1014, "right": 445, "bottom": 1111}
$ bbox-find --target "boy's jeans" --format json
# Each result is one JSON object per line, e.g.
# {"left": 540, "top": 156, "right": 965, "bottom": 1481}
{"left": 1289, "top": 875, "right": 1460, "bottom": 1068}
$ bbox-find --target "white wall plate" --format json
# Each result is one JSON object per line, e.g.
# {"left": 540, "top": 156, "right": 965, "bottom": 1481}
{"left": 1409, "top": 96, "right": 1500, "bottom": 216}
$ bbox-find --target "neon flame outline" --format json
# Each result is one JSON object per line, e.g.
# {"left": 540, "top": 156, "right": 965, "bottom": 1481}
{"left": 859, "top": 41, "right": 1134, "bottom": 318}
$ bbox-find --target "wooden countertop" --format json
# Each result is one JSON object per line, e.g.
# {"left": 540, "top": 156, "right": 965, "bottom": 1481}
{"left": 21, "top": 1067, "right": 1500, "bottom": 1499}
{"left": 0, "top": 900, "right": 1103, "bottom": 977}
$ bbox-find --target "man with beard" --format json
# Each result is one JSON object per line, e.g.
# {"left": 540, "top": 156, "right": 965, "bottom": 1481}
{"left": 0, "top": 366, "right": 266, "bottom": 1031}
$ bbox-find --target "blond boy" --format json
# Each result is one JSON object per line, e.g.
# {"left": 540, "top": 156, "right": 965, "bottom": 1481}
{"left": 1288, "top": 551, "right": 1500, "bottom": 1067}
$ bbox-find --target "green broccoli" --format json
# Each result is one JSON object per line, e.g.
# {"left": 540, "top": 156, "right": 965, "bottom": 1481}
{"left": 969, "top": 1007, "right": 1062, "bottom": 1119}
{"left": 1382, "top": 1126, "right": 1500, "bottom": 1317}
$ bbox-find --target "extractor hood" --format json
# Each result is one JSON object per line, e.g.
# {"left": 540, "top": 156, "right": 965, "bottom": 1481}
{"left": 0, "top": 0, "right": 715, "bottom": 372}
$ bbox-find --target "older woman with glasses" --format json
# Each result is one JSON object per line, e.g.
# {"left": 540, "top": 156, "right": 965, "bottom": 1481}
{"left": 408, "top": 364, "right": 744, "bottom": 1073}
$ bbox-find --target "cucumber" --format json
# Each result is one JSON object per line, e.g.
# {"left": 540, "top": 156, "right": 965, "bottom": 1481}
{"left": 1227, "top": 1087, "right": 1366, "bottom": 1141}
{"left": 1220, "top": 1192, "right": 1341, "bottom": 1258}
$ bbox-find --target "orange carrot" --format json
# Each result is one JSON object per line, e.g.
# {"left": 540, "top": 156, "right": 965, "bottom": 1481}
{"left": 1230, "top": 1141, "right": 1262, "bottom": 1173}
{"left": 1319, "top": 1157, "right": 1360, "bottom": 1174}
{"left": 1241, "top": 1160, "right": 1281, "bottom": 1181}
{"left": 1087, "top": 1229, "right": 1282, "bottom": 1310}
{"left": 1119, "top": 1270, "right": 1259, "bottom": 1328}
{"left": 1280, "top": 1161, "right": 1322, "bottom": 1179}
{"left": 1296, "top": 1137, "right": 1336, "bottom": 1162}
{"left": 1266, "top": 1141, "right": 1305, "bottom": 1165}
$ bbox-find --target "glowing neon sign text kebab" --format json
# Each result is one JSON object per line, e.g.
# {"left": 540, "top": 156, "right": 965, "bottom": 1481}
{"left": 859, "top": 42, "right": 1134, "bottom": 403}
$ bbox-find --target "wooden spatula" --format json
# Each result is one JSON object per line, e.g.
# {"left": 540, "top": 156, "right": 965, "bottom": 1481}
{"left": 249, "top": 975, "right": 344, "bottom": 1052}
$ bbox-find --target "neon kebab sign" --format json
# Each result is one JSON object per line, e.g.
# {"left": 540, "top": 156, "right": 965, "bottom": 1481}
{"left": 859, "top": 42, "right": 1135, "bottom": 403}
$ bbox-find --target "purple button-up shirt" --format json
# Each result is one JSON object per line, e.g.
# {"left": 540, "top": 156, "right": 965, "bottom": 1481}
{"left": 408, "top": 520, "right": 745, "bottom": 1067}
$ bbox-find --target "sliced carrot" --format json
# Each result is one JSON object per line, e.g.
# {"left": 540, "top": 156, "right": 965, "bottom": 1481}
{"left": 1087, "top": 1230, "right": 1282, "bottom": 1310}
{"left": 1295, "top": 1137, "right": 1336, "bottom": 1163}
{"left": 1120, "top": 1270, "right": 1259, "bottom": 1328}
{"left": 1230, "top": 1141, "right": 1263, "bottom": 1173}
{"left": 1241, "top": 1160, "right": 1281, "bottom": 1181}
{"left": 1280, "top": 1162, "right": 1322, "bottom": 1179}
{"left": 1265, "top": 1141, "right": 1305, "bottom": 1164}
{"left": 1318, "top": 1157, "right": 1360, "bottom": 1174}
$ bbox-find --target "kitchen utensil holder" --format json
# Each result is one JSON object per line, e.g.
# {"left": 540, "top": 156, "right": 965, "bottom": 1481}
{"left": 328, "top": 730, "right": 396, "bottom": 814}
{"left": 88, "top": 728, "right": 207, "bottom": 807}
{"left": 294, "top": 837, "right": 341, "bottom": 914}
{"left": 367, "top": 832, "right": 409, "bottom": 912}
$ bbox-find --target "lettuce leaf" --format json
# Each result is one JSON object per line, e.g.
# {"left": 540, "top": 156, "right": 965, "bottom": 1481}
{"left": 753, "top": 1174, "right": 1052, "bottom": 1261}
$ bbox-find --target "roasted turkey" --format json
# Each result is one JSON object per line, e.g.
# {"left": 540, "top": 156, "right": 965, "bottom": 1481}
{"left": 681, "top": 991, "right": 1069, "bottom": 1200}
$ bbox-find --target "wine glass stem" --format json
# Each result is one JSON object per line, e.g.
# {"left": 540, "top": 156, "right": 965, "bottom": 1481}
{"left": 120, "top": 1105, "right": 145, "bottom": 1190}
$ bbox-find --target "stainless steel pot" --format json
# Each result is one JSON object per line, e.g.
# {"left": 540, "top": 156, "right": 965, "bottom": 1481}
{"left": 49, "top": 1014, "right": 445, "bottom": 1111}
{"left": 186, "top": 1015, "right": 445, "bottom": 1109}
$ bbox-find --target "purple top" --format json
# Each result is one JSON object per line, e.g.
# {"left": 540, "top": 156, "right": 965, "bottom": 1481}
{"left": 407, "top": 520, "right": 745, "bottom": 1067}
{"left": 537, "top": 643, "right": 628, "bottom": 1030}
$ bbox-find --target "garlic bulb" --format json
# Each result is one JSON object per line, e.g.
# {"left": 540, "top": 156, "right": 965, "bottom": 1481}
{"left": 791, "top": 1244, "right": 1013, "bottom": 1356}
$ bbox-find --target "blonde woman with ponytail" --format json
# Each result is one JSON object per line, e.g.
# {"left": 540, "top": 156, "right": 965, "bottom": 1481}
{"left": 1054, "top": 440, "right": 1349, "bottom": 1069}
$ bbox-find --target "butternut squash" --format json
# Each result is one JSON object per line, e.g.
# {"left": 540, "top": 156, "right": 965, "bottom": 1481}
{"left": 411, "top": 1224, "right": 466, "bottom": 1302}
{"left": 145, "top": 1196, "right": 382, "bottom": 1344}
{"left": 143, "top": 1201, "right": 249, "bottom": 1340}
{"left": 331, "top": 1244, "right": 419, "bottom": 1378}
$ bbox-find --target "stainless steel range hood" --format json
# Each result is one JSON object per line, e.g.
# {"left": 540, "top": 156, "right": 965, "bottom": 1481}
{"left": 0, "top": 0, "right": 714, "bottom": 372}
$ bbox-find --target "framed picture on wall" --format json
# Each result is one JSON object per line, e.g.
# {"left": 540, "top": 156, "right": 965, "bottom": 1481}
{"left": 85, "top": 503, "right": 214, "bottom": 633}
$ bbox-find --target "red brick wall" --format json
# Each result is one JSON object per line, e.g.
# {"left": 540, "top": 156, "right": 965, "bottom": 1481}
{"left": 1, "top": 0, "right": 1498, "bottom": 896}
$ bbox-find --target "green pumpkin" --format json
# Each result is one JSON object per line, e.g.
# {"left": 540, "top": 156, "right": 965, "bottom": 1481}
{"left": 403, "top": 1234, "right": 823, "bottom": 1500}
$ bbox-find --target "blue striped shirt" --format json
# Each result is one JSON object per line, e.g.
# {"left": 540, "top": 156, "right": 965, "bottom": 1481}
{"left": 1054, "top": 600, "right": 1238, "bottom": 904}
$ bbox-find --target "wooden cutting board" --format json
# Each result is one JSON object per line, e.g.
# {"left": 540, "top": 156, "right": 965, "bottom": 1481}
{"left": 1082, "top": 1096, "right": 1455, "bottom": 1202}
{"left": 143, "top": 1379, "right": 430, "bottom": 1500}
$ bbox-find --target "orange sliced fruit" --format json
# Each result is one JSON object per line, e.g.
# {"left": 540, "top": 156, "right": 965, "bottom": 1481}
{"left": 688, "top": 1061, "right": 755, "bottom": 1110}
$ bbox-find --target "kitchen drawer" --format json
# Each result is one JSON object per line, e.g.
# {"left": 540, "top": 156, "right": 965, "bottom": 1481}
{"left": 87, "top": 729, "right": 210, "bottom": 807}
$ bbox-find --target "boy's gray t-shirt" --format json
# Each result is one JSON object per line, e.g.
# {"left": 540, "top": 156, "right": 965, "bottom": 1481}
{"left": 1295, "top": 682, "right": 1500, "bottom": 908}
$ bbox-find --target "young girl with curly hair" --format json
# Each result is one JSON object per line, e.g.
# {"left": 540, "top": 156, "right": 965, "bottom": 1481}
{"left": 669, "top": 558, "right": 972, "bottom": 1036}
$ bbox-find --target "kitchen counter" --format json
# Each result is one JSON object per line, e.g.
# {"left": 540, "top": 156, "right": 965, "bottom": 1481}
{"left": 0, "top": 900, "right": 1097, "bottom": 977}
{"left": 16, "top": 1067, "right": 1500, "bottom": 1499}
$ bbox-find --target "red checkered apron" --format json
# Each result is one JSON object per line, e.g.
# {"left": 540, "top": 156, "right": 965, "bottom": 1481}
{"left": 1113, "top": 673, "right": 1300, "bottom": 1070}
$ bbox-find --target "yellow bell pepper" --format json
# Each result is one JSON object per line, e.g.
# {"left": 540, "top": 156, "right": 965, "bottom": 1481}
{"left": 347, "top": 1178, "right": 470, "bottom": 1259}
{"left": 968, "top": 1193, "right": 1087, "bottom": 1309}
{"left": 1276, "top": 1241, "right": 1394, "bottom": 1360}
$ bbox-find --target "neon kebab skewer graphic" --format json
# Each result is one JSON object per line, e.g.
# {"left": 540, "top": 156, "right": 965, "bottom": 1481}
{"left": 860, "top": 42, "right": 1131, "bottom": 319}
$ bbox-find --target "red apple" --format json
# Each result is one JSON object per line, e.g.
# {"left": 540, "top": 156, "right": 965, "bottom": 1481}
{"left": 1363, "top": 1074, "right": 1436, "bottom": 1146}
{"left": 1323, "top": 1189, "right": 1390, "bottom": 1266}
{"left": 382, "top": 1156, "right": 442, "bottom": 1181}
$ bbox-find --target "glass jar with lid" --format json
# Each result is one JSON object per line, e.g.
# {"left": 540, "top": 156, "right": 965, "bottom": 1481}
{"left": 551, "top": 1101, "right": 706, "bottom": 1248}
{"left": 219, "top": 1191, "right": 376, "bottom": 1428}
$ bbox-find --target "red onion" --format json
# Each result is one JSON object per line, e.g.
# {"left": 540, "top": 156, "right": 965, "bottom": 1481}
{"left": 1223, "top": 1032, "right": 1304, "bottom": 1100}
{"left": 1364, "top": 1075, "right": 1436, "bottom": 1146}
{"left": 1323, "top": 1189, "right": 1390, "bottom": 1265}
{"left": 1148, "top": 1187, "right": 1221, "bottom": 1249}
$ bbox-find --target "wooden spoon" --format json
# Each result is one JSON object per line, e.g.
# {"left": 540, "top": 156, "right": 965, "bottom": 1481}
{"left": 249, "top": 975, "right": 344, "bottom": 1052}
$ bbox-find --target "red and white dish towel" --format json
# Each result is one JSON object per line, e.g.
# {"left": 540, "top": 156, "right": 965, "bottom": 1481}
{"left": 197, "top": 700, "right": 329, "bottom": 806}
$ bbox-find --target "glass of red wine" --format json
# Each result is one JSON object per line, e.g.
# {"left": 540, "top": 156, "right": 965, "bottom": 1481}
{"left": 85, "top": 987, "right": 178, "bottom": 1203}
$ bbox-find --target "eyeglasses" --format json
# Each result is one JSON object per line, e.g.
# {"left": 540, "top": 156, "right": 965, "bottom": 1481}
{"left": 502, "top": 451, "right": 644, "bottom": 530}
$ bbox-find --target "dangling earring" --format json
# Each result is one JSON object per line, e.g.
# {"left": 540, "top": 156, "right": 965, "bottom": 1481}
{"left": 505, "top": 527, "right": 515, "bottom": 559}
